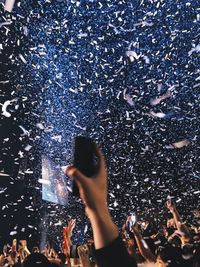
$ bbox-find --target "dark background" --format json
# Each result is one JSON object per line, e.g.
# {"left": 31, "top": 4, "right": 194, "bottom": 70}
{"left": 0, "top": 0, "right": 199, "bottom": 250}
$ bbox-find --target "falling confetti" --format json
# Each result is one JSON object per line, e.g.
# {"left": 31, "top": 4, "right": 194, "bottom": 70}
{"left": 0, "top": 0, "right": 199, "bottom": 248}
{"left": 172, "top": 139, "right": 190, "bottom": 149}
{"left": 4, "top": 0, "right": 15, "bottom": 13}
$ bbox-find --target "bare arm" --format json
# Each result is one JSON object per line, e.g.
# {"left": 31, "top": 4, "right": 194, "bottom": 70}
{"left": 167, "top": 201, "right": 190, "bottom": 241}
{"left": 66, "top": 146, "right": 118, "bottom": 250}
{"left": 78, "top": 246, "right": 92, "bottom": 267}
{"left": 132, "top": 224, "right": 156, "bottom": 263}
{"left": 63, "top": 219, "right": 76, "bottom": 254}
{"left": 66, "top": 143, "right": 137, "bottom": 267}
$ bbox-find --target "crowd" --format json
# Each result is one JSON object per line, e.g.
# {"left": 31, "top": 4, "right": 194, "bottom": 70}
{"left": 0, "top": 145, "right": 200, "bottom": 267}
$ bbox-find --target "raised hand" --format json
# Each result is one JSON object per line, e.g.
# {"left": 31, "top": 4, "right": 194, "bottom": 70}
{"left": 166, "top": 198, "right": 175, "bottom": 212}
{"left": 77, "top": 245, "right": 92, "bottom": 267}
{"left": 63, "top": 219, "right": 76, "bottom": 238}
{"left": 66, "top": 144, "right": 107, "bottom": 216}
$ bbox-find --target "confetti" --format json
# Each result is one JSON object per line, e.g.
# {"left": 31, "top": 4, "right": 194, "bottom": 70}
{"left": 149, "top": 111, "right": 166, "bottom": 118}
{"left": 172, "top": 139, "right": 190, "bottom": 149}
{"left": 4, "top": 0, "right": 15, "bottom": 12}
{"left": 38, "top": 179, "right": 51, "bottom": 185}
{"left": 1, "top": 100, "right": 12, "bottom": 117}
{"left": 0, "top": 172, "right": 10, "bottom": 176}
{"left": 10, "top": 231, "right": 17, "bottom": 236}
{"left": 24, "top": 145, "right": 32, "bottom": 151}
{"left": 0, "top": 0, "right": 199, "bottom": 248}
{"left": 19, "top": 54, "right": 27, "bottom": 64}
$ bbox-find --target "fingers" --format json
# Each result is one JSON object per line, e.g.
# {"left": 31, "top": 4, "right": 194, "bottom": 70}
{"left": 65, "top": 166, "right": 88, "bottom": 187}
{"left": 77, "top": 246, "right": 81, "bottom": 255}
{"left": 77, "top": 246, "right": 88, "bottom": 258}
{"left": 65, "top": 143, "right": 106, "bottom": 180}
{"left": 68, "top": 219, "right": 76, "bottom": 233}
{"left": 77, "top": 246, "right": 84, "bottom": 258}
{"left": 68, "top": 218, "right": 76, "bottom": 227}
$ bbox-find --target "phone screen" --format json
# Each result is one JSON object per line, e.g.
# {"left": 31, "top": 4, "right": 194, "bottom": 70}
{"left": 41, "top": 156, "right": 70, "bottom": 206}
{"left": 129, "top": 213, "right": 136, "bottom": 230}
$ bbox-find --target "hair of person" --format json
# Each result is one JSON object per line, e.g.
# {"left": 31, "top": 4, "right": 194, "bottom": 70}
{"left": 22, "top": 253, "right": 50, "bottom": 267}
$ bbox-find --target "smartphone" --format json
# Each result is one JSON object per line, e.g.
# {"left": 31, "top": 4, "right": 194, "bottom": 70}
{"left": 72, "top": 136, "right": 96, "bottom": 197}
{"left": 129, "top": 213, "right": 137, "bottom": 230}
{"left": 41, "top": 156, "right": 69, "bottom": 206}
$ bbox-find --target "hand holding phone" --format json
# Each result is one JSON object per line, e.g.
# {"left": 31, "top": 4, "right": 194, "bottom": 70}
{"left": 66, "top": 140, "right": 108, "bottom": 215}
{"left": 72, "top": 136, "right": 97, "bottom": 197}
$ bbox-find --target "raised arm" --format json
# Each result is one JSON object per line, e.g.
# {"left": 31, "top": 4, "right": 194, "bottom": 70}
{"left": 63, "top": 219, "right": 76, "bottom": 267}
{"left": 66, "top": 144, "right": 137, "bottom": 267}
{"left": 18, "top": 240, "right": 30, "bottom": 262}
{"left": 78, "top": 245, "right": 92, "bottom": 267}
{"left": 11, "top": 239, "right": 17, "bottom": 252}
{"left": 63, "top": 219, "right": 76, "bottom": 253}
{"left": 166, "top": 199, "right": 190, "bottom": 242}
{"left": 131, "top": 223, "right": 156, "bottom": 263}
{"left": 66, "top": 145, "right": 118, "bottom": 249}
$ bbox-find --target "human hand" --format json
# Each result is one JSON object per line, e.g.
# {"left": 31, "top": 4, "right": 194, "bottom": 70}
{"left": 127, "top": 239, "right": 136, "bottom": 257}
{"left": 122, "top": 223, "right": 127, "bottom": 232}
{"left": 64, "top": 219, "right": 76, "bottom": 237}
{"left": 50, "top": 248, "right": 57, "bottom": 258}
{"left": 131, "top": 222, "right": 140, "bottom": 236}
{"left": 193, "top": 209, "right": 200, "bottom": 217}
{"left": 66, "top": 142, "right": 119, "bottom": 250}
{"left": 166, "top": 198, "right": 175, "bottom": 212}
{"left": 66, "top": 144, "right": 107, "bottom": 216}
{"left": 19, "top": 240, "right": 27, "bottom": 250}
{"left": 12, "top": 239, "right": 17, "bottom": 252}
{"left": 44, "top": 242, "right": 51, "bottom": 257}
{"left": 77, "top": 245, "right": 91, "bottom": 267}
{"left": 3, "top": 245, "right": 7, "bottom": 256}
{"left": 125, "top": 213, "right": 137, "bottom": 232}
{"left": 68, "top": 219, "right": 76, "bottom": 234}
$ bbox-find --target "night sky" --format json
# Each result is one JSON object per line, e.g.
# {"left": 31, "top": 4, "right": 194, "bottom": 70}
{"left": 0, "top": 0, "right": 200, "bottom": 249}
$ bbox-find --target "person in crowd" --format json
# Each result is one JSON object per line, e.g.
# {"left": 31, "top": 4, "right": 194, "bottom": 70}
{"left": 23, "top": 252, "right": 50, "bottom": 267}
{"left": 166, "top": 199, "right": 191, "bottom": 245}
{"left": 65, "top": 143, "right": 137, "bottom": 267}
{"left": 0, "top": 210, "right": 199, "bottom": 267}
{"left": 0, "top": 143, "right": 199, "bottom": 267}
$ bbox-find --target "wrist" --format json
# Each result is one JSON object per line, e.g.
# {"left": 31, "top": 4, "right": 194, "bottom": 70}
{"left": 88, "top": 208, "right": 119, "bottom": 250}
{"left": 134, "top": 233, "right": 140, "bottom": 238}
{"left": 171, "top": 209, "right": 177, "bottom": 214}
{"left": 86, "top": 205, "right": 110, "bottom": 221}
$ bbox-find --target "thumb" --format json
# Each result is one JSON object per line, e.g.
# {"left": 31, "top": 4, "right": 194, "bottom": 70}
{"left": 65, "top": 166, "right": 88, "bottom": 186}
